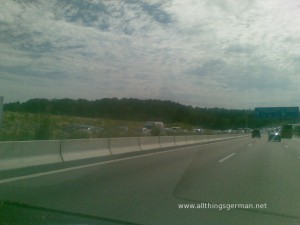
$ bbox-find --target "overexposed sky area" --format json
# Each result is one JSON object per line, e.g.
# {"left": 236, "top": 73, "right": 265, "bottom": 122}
{"left": 1, "top": 0, "right": 300, "bottom": 109}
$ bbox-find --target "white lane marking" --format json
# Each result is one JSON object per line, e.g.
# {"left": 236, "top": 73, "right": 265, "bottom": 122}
{"left": 248, "top": 144, "right": 253, "bottom": 147}
{"left": 284, "top": 145, "right": 289, "bottom": 149}
{"left": 0, "top": 139, "right": 242, "bottom": 185}
{"left": 218, "top": 153, "right": 236, "bottom": 163}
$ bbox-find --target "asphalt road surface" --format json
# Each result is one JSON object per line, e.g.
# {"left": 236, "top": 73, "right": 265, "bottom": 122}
{"left": 1, "top": 135, "right": 300, "bottom": 225}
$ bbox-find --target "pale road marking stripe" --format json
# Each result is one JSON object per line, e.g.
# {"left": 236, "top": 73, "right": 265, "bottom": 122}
{"left": 0, "top": 138, "right": 243, "bottom": 185}
{"left": 218, "top": 153, "right": 236, "bottom": 163}
{"left": 284, "top": 145, "right": 289, "bottom": 149}
{"left": 248, "top": 144, "right": 253, "bottom": 147}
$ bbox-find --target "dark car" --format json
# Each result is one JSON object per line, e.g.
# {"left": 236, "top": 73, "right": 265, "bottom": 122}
{"left": 252, "top": 129, "right": 261, "bottom": 138}
{"left": 268, "top": 130, "right": 281, "bottom": 142}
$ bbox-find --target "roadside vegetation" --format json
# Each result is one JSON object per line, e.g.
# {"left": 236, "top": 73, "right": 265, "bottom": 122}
{"left": 1, "top": 98, "right": 298, "bottom": 141}
{"left": 0, "top": 111, "right": 143, "bottom": 141}
{"left": 0, "top": 111, "right": 196, "bottom": 141}
{"left": 4, "top": 98, "right": 256, "bottom": 129}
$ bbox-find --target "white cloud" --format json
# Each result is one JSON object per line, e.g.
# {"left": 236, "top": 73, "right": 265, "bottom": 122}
{"left": 0, "top": 0, "right": 300, "bottom": 108}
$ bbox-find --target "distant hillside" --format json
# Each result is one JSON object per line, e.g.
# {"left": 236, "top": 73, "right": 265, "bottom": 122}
{"left": 3, "top": 98, "right": 284, "bottom": 129}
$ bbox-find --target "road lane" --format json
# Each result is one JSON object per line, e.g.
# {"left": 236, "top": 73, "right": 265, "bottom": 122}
{"left": 218, "top": 153, "right": 236, "bottom": 163}
{"left": 175, "top": 137, "right": 300, "bottom": 218}
{"left": 0, "top": 136, "right": 300, "bottom": 225}
{"left": 0, "top": 138, "right": 246, "bottom": 224}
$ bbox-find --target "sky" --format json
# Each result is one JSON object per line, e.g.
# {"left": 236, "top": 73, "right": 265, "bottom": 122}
{"left": 1, "top": 0, "right": 300, "bottom": 109}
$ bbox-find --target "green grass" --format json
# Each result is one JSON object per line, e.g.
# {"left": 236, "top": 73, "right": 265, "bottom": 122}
{"left": 0, "top": 111, "right": 202, "bottom": 141}
{"left": 0, "top": 111, "right": 144, "bottom": 141}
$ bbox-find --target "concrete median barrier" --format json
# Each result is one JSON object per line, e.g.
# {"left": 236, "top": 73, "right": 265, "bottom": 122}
{"left": 192, "top": 135, "right": 210, "bottom": 143}
{"left": 186, "top": 135, "right": 210, "bottom": 144}
{"left": 61, "top": 138, "right": 111, "bottom": 161}
{"left": 0, "top": 134, "right": 248, "bottom": 171}
{"left": 186, "top": 134, "right": 242, "bottom": 145}
{"left": 175, "top": 136, "right": 187, "bottom": 146}
{"left": 0, "top": 140, "right": 62, "bottom": 171}
{"left": 186, "top": 135, "right": 197, "bottom": 144}
{"left": 109, "top": 137, "right": 141, "bottom": 155}
{"left": 140, "top": 136, "right": 161, "bottom": 151}
{"left": 218, "top": 134, "right": 248, "bottom": 140}
{"left": 159, "top": 136, "right": 176, "bottom": 148}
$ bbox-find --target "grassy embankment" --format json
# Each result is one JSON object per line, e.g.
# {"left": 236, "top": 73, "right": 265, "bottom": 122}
{"left": 0, "top": 111, "right": 194, "bottom": 141}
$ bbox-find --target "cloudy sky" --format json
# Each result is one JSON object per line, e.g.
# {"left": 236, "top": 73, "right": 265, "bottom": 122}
{"left": 1, "top": 0, "right": 300, "bottom": 109}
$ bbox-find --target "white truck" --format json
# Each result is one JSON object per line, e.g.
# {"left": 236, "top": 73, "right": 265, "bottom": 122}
{"left": 144, "top": 121, "right": 164, "bottom": 135}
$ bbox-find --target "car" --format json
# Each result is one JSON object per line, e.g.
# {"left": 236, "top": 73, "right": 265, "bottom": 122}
{"left": 252, "top": 129, "right": 261, "bottom": 138}
{"left": 64, "top": 124, "right": 104, "bottom": 138}
{"left": 193, "top": 128, "right": 204, "bottom": 135}
{"left": 268, "top": 130, "right": 281, "bottom": 142}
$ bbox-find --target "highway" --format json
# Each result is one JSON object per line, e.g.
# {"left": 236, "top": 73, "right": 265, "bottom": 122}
{"left": 1, "top": 136, "right": 300, "bottom": 225}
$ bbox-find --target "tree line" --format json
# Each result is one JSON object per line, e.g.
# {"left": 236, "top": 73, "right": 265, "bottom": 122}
{"left": 3, "top": 98, "right": 285, "bottom": 129}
